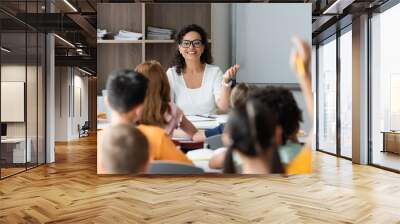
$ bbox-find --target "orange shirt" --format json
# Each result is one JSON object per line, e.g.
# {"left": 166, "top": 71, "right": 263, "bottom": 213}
{"left": 285, "top": 146, "right": 312, "bottom": 175}
{"left": 136, "top": 124, "right": 192, "bottom": 164}
{"left": 97, "top": 124, "right": 192, "bottom": 174}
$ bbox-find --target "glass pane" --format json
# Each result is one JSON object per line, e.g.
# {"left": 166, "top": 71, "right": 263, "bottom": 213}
{"left": 371, "top": 4, "right": 400, "bottom": 171}
{"left": 1, "top": 31, "right": 28, "bottom": 177}
{"left": 27, "top": 32, "right": 38, "bottom": 169}
{"left": 339, "top": 29, "right": 352, "bottom": 158}
{"left": 318, "top": 37, "right": 337, "bottom": 154}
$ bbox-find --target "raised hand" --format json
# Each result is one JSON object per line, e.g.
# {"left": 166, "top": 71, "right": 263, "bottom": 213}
{"left": 290, "top": 37, "right": 311, "bottom": 78}
{"left": 290, "top": 36, "right": 313, "bottom": 120}
{"left": 223, "top": 64, "right": 240, "bottom": 84}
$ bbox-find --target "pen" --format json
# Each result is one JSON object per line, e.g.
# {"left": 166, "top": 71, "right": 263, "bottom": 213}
{"left": 196, "top": 114, "right": 216, "bottom": 119}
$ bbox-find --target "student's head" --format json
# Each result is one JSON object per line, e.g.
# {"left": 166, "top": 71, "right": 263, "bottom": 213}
{"left": 135, "top": 60, "right": 171, "bottom": 126}
{"left": 106, "top": 69, "right": 148, "bottom": 120}
{"left": 174, "top": 24, "right": 213, "bottom": 73}
{"left": 223, "top": 99, "right": 284, "bottom": 174}
{"left": 101, "top": 123, "right": 149, "bottom": 174}
{"left": 230, "top": 83, "right": 256, "bottom": 108}
{"left": 249, "top": 86, "right": 303, "bottom": 144}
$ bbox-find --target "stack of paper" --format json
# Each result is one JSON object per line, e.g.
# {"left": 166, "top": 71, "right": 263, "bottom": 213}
{"left": 97, "top": 28, "right": 107, "bottom": 39}
{"left": 186, "top": 148, "right": 214, "bottom": 161}
{"left": 186, "top": 115, "right": 224, "bottom": 129}
{"left": 147, "top": 26, "right": 174, "bottom": 40}
{"left": 114, "top": 30, "right": 143, "bottom": 40}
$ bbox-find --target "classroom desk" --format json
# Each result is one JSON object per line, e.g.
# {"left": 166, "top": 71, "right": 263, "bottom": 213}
{"left": 97, "top": 120, "right": 110, "bottom": 131}
{"left": 186, "top": 115, "right": 227, "bottom": 129}
{"left": 382, "top": 131, "right": 400, "bottom": 154}
{"left": 186, "top": 148, "right": 222, "bottom": 173}
{"left": 172, "top": 139, "right": 204, "bottom": 153}
{"left": 1, "top": 138, "right": 32, "bottom": 165}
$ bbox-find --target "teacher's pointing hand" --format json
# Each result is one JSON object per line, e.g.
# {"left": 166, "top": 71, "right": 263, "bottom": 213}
{"left": 223, "top": 64, "right": 240, "bottom": 84}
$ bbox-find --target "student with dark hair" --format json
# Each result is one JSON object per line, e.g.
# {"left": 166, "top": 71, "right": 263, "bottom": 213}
{"left": 212, "top": 84, "right": 312, "bottom": 174}
{"left": 167, "top": 24, "right": 240, "bottom": 115}
{"left": 284, "top": 36, "right": 314, "bottom": 175}
{"left": 101, "top": 123, "right": 149, "bottom": 174}
{"left": 249, "top": 87, "right": 302, "bottom": 144}
{"left": 98, "top": 69, "right": 192, "bottom": 174}
{"left": 106, "top": 69, "right": 148, "bottom": 122}
{"left": 223, "top": 99, "right": 284, "bottom": 174}
{"left": 249, "top": 87, "right": 304, "bottom": 165}
{"left": 208, "top": 37, "right": 314, "bottom": 174}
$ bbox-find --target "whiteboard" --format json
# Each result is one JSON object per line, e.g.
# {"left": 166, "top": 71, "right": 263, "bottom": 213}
{"left": 234, "top": 3, "right": 312, "bottom": 84}
{"left": 1, "top": 82, "right": 25, "bottom": 122}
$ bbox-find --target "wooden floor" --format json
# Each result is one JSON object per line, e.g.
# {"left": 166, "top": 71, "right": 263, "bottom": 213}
{"left": 372, "top": 150, "right": 400, "bottom": 171}
{"left": 1, "top": 135, "right": 400, "bottom": 223}
{"left": 1, "top": 167, "right": 26, "bottom": 178}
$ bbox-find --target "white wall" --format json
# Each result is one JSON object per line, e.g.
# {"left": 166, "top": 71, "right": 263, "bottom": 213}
{"left": 55, "top": 67, "right": 89, "bottom": 141}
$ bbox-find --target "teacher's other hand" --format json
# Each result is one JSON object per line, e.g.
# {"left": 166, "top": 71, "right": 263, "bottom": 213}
{"left": 223, "top": 64, "right": 240, "bottom": 84}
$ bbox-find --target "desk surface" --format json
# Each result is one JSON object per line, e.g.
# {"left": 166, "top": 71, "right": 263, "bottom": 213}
{"left": 186, "top": 148, "right": 222, "bottom": 173}
{"left": 187, "top": 115, "right": 227, "bottom": 129}
{"left": 1, "top": 138, "right": 28, "bottom": 143}
{"left": 381, "top": 131, "right": 400, "bottom": 134}
{"left": 97, "top": 120, "right": 111, "bottom": 130}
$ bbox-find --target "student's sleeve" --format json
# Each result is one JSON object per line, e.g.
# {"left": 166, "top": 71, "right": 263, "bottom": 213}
{"left": 212, "top": 67, "right": 224, "bottom": 102}
{"left": 204, "top": 124, "right": 225, "bottom": 138}
{"left": 166, "top": 68, "right": 176, "bottom": 103}
{"left": 160, "top": 133, "right": 194, "bottom": 165}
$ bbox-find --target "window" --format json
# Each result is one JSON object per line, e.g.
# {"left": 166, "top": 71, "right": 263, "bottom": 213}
{"left": 339, "top": 28, "right": 352, "bottom": 158}
{"left": 371, "top": 3, "right": 400, "bottom": 171}
{"left": 317, "top": 36, "right": 337, "bottom": 154}
{"left": 0, "top": 2, "right": 47, "bottom": 179}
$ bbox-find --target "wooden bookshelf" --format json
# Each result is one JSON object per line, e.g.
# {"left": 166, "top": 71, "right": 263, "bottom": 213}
{"left": 97, "top": 3, "right": 212, "bottom": 95}
{"left": 97, "top": 39, "right": 143, "bottom": 44}
{"left": 97, "top": 40, "right": 212, "bottom": 44}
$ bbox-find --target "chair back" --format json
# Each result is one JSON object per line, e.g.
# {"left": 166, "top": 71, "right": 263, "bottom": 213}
{"left": 148, "top": 161, "right": 204, "bottom": 174}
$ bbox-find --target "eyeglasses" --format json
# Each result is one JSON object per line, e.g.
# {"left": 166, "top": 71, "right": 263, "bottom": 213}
{"left": 180, "top": 39, "right": 203, "bottom": 48}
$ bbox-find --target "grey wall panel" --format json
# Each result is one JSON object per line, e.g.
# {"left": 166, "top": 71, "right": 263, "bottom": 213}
{"left": 234, "top": 3, "right": 312, "bottom": 84}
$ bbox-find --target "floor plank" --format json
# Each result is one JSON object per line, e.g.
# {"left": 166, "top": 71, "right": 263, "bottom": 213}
{"left": 0, "top": 135, "right": 400, "bottom": 223}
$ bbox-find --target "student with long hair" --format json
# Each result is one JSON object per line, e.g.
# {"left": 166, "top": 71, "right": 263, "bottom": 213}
{"left": 223, "top": 99, "right": 284, "bottom": 174}
{"left": 135, "top": 60, "right": 198, "bottom": 137}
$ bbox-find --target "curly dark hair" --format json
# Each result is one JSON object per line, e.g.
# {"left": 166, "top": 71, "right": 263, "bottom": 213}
{"left": 249, "top": 86, "right": 303, "bottom": 144}
{"left": 172, "top": 24, "right": 213, "bottom": 74}
{"left": 223, "top": 99, "right": 284, "bottom": 174}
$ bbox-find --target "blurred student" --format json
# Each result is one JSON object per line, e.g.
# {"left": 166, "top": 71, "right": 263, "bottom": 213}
{"left": 101, "top": 123, "right": 149, "bottom": 174}
{"left": 223, "top": 99, "right": 284, "bottom": 174}
{"left": 284, "top": 36, "right": 314, "bottom": 175}
{"left": 97, "top": 69, "right": 192, "bottom": 174}
{"left": 192, "top": 83, "right": 255, "bottom": 142}
{"left": 249, "top": 87, "right": 307, "bottom": 173}
{"left": 209, "top": 87, "right": 305, "bottom": 171}
{"left": 135, "top": 60, "right": 198, "bottom": 138}
{"left": 210, "top": 37, "right": 314, "bottom": 174}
